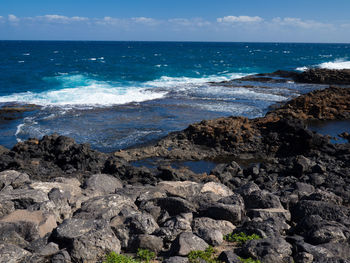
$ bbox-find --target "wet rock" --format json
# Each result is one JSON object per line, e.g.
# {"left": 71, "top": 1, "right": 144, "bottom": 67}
{"left": 242, "top": 237, "right": 293, "bottom": 263}
{"left": 170, "top": 232, "right": 208, "bottom": 256}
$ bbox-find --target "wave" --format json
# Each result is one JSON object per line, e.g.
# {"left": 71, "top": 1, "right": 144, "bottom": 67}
{"left": 144, "top": 73, "right": 247, "bottom": 88}
{"left": 0, "top": 74, "right": 166, "bottom": 107}
{"left": 318, "top": 60, "right": 350, "bottom": 70}
{"left": 296, "top": 59, "right": 350, "bottom": 71}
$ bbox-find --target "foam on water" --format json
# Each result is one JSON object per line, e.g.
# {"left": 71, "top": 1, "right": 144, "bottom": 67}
{"left": 318, "top": 60, "right": 350, "bottom": 70}
{"left": 296, "top": 59, "right": 350, "bottom": 71}
{"left": 0, "top": 74, "right": 167, "bottom": 107}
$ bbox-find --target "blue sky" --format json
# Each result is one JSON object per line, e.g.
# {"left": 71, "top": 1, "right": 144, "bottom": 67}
{"left": 1, "top": 0, "right": 350, "bottom": 42}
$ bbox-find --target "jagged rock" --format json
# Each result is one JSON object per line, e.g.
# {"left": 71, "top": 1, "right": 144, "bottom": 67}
{"left": 0, "top": 170, "right": 30, "bottom": 189}
{"left": 123, "top": 211, "right": 159, "bottom": 235}
{"left": 0, "top": 188, "right": 48, "bottom": 209}
{"left": 129, "top": 234, "right": 163, "bottom": 253}
{"left": 0, "top": 243, "right": 31, "bottom": 263}
{"left": 170, "top": 232, "right": 208, "bottom": 256}
{"left": 247, "top": 208, "right": 291, "bottom": 221}
{"left": 192, "top": 217, "right": 235, "bottom": 236}
{"left": 0, "top": 210, "right": 57, "bottom": 238}
{"left": 155, "top": 213, "right": 193, "bottom": 242}
{"left": 238, "top": 217, "right": 290, "bottom": 238}
{"left": 242, "top": 237, "right": 293, "bottom": 263}
{"left": 74, "top": 194, "right": 137, "bottom": 220}
{"left": 243, "top": 190, "right": 283, "bottom": 209}
{"left": 200, "top": 203, "right": 244, "bottom": 225}
{"left": 37, "top": 242, "right": 59, "bottom": 256}
{"left": 53, "top": 218, "right": 120, "bottom": 263}
{"left": 195, "top": 228, "right": 223, "bottom": 246}
{"left": 156, "top": 197, "right": 196, "bottom": 216}
{"left": 0, "top": 200, "right": 15, "bottom": 217}
{"left": 51, "top": 249, "right": 72, "bottom": 263}
{"left": 200, "top": 182, "right": 234, "bottom": 197}
{"left": 84, "top": 173, "right": 123, "bottom": 194}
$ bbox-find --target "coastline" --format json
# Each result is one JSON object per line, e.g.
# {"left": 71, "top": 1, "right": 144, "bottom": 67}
{"left": 0, "top": 69, "right": 350, "bottom": 262}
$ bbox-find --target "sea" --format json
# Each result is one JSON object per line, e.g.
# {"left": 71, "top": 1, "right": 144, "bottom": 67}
{"left": 0, "top": 41, "right": 349, "bottom": 152}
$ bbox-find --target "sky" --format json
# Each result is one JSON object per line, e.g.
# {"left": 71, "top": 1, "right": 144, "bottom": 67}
{"left": 1, "top": 0, "right": 350, "bottom": 42}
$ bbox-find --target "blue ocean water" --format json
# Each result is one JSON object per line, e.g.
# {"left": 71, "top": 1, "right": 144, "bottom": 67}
{"left": 0, "top": 41, "right": 349, "bottom": 151}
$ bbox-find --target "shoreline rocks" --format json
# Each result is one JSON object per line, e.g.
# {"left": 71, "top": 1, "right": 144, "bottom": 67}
{"left": 0, "top": 83, "right": 350, "bottom": 262}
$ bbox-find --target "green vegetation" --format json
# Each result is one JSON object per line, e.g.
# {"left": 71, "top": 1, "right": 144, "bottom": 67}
{"left": 188, "top": 246, "right": 221, "bottom": 263}
{"left": 103, "top": 249, "right": 156, "bottom": 263}
{"left": 238, "top": 257, "right": 261, "bottom": 263}
{"left": 223, "top": 232, "right": 261, "bottom": 246}
{"left": 137, "top": 249, "right": 156, "bottom": 263}
{"left": 103, "top": 252, "right": 139, "bottom": 263}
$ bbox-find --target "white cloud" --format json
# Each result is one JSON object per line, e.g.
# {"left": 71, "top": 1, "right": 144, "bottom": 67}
{"left": 8, "top": 14, "right": 19, "bottom": 23}
{"left": 169, "top": 18, "right": 211, "bottom": 27}
{"left": 95, "top": 16, "right": 122, "bottom": 26}
{"left": 217, "top": 16, "right": 263, "bottom": 23}
{"left": 132, "top": 17, "right": 158, "bottom": 25}
{"left": 271, "top": 17, "right": 330, "bottom": 29}
{"left": 35, "top": 15, "right": 89, "bottom": 23}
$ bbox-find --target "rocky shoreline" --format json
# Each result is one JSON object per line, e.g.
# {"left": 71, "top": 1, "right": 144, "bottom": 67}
{"left": 0, "top": 69, "right": 350, "bottom": 263}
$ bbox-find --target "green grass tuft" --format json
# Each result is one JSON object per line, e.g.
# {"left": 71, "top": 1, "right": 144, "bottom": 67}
{"left": 223, "top": 232, "right": 261, "bottom": 246}
{"left": 137, "top": 249, "right": 156, "bottom": 263}
{"left": 103, "top": 252, "right": 139, "bottom": 263}
{"left": 188, "top": 246, "right": 221, "bottom": 263}
{"left": 238, "top": 257, "right": 261, "bottom": 263}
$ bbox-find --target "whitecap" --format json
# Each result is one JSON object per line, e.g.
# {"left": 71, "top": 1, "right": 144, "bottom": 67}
{"left": 0, "top": 74, "right": 167, "bottom": 108}
{"left": 318, "top": 60, "right": 350, "bottom": 70}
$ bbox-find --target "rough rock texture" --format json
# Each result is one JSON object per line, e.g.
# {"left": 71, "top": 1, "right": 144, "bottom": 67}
{"left": 294, "top": 68, "right": 350, "bottom": 85}
{"left": 267, "top": 86, "right": 350, "bottom": 120}
{"left": 0, "top": 85, "right": 349, "bottom": 262}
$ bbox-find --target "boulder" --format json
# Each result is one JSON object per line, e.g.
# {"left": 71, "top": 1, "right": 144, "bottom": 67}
{"left": 53, "top": 218, "right": 120, "bottom": 263}
{"left": 0, "top": 243, "right": 31, "bottom": 263}
{"left": 0, "top": 210, "right": 57, "bottom": 238}
{"left": 74, "top": 194, "right": 137, "bottom": 220}
{"left": 0, "top": 170, "right": 30, "bottom": 189}
{"left": 84, "top": 173, "right": 123, "bottom": 194}
{"left": 192, "top": 217, "right": 235, "bottom": 236}
{"left": 242, "top": 237, "right": 293, "bottom": 263}
{"left": 170, "top": 232, "right": 208, "bottom": 256}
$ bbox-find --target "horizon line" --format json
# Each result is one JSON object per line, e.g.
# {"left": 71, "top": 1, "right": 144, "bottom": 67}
{"left": 0, "top": 39, "right": 350, "bottom": 45}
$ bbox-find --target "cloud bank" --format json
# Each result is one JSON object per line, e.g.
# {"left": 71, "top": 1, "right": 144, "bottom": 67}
{"left": 0, "top": 14, "right": 348, "bottom": 42}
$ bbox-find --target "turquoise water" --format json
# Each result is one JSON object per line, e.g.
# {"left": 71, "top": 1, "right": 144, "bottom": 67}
{"left": 0, "top": 41, "right": 349, "bottom": 151}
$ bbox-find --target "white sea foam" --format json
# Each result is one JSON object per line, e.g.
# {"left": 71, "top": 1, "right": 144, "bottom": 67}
{"left": 0, "top": 74, "right": 167, "bottom": 107}
{"left": 145, "top": 73, "right": 247, "bottom": 88}
{"left": 318, "top": 60, "right": 350, "bottom": 70}
{"left": 296, "top": 59, "right": 350, "bottom": 71}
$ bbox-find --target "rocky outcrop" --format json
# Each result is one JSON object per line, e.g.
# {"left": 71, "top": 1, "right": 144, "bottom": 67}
{"left": 294, "top": 68, "right": 350, "bottom": 85}
{"left": 267, "top": 86, "right": 350, "bottom": 120}
{"left": 0, "top": 85, "right": 350, "bottom": 262}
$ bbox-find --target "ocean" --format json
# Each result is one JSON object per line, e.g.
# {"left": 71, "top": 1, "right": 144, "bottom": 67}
{"left": 0, "top": 41, "right": 349, "bottom": 152}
